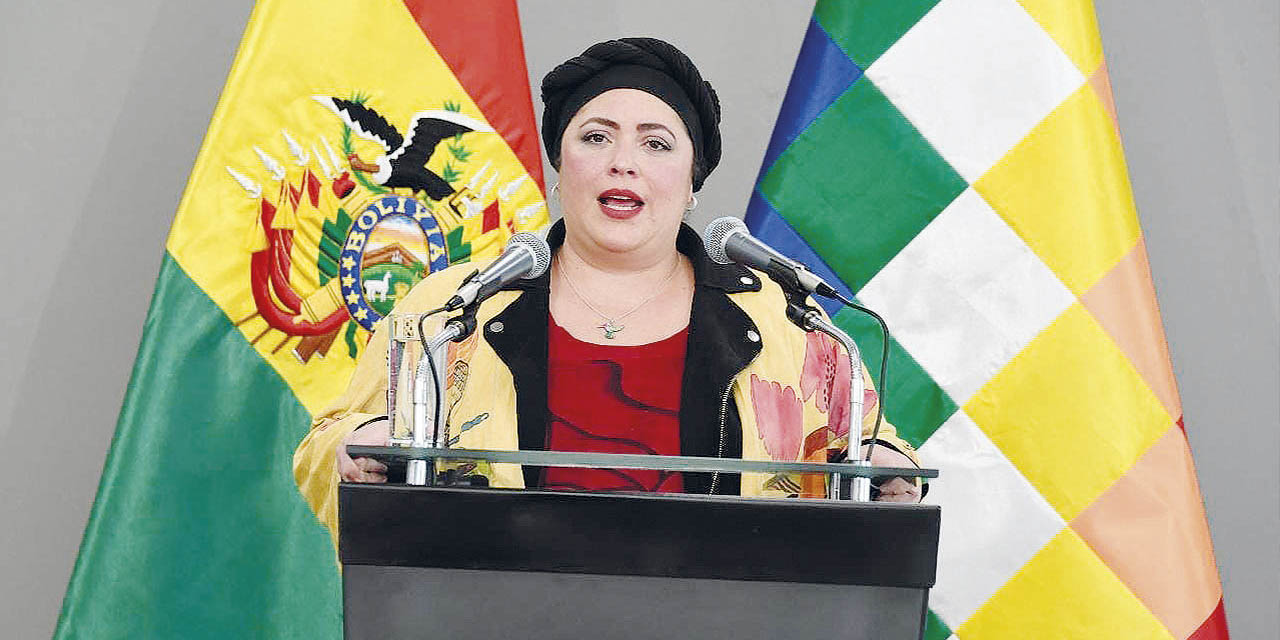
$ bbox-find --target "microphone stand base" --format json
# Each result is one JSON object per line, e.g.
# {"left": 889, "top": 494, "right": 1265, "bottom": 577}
{"left": 405, "top": 458, "right": 434, "bottom": 486}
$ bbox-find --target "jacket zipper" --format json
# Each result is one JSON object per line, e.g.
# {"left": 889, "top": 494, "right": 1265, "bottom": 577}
{"left": 708, "top": 324, "right": 764, "bottom": 495}
{"left": 708, "top": 381, "right": 734, "bottom": 495}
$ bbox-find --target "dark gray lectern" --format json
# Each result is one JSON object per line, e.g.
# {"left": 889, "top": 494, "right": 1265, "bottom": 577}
{"left": 339, "top": 483, "right": 940, "bottom": 639}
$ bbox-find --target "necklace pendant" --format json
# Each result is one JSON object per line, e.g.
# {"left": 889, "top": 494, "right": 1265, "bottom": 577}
{"left": 599, "top": 320, "right": 624, "bottom": 339}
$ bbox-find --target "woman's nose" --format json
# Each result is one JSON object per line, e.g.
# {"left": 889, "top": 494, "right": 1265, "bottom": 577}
{"left": 608, "top": 145, "right": 638, "bottom": 176}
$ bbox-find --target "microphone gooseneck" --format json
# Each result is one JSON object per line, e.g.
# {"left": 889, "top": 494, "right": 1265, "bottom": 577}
{"left": 702, "top": 216, "right": 896, "bottom": 479}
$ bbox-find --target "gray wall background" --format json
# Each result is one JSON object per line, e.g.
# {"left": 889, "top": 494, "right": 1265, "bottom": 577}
{"left": 1, "top": 1, "right": 1275, "bottom": 637}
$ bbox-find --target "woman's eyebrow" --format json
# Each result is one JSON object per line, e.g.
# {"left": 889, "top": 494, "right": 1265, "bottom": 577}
{"left": 578, "top": 116, "right": 619, "bottom": 129}
{"left": 638, "top": 122, "right": 674, "bottom": 136}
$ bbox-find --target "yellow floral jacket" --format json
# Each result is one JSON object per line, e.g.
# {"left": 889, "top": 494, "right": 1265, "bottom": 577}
{"left": 294, "top": 222, "right": 919, "bottom": 548}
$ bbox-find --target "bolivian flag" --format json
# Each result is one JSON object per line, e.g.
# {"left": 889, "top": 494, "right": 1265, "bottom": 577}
{"left": 54, "top": 1, "right": 546, "bottom": 637}
{"left": 747, "top": 1, "right": 1228, "bottom": 639}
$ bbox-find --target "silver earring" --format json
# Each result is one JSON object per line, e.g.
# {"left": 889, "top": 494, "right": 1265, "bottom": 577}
{"left": 684, "top": 195, "right": 698, "bottom": 215}
{"left": 549, "top": 182, "right": 560, "bottom": 199}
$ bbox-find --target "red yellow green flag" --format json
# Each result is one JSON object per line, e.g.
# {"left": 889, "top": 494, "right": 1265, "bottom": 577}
{"left": 54, "top": 1, "right": 547, "bottom": 636}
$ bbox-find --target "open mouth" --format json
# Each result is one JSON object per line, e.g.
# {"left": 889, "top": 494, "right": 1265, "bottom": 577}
{"left": 598, "top": 189, "right": 645, "bottom": 213}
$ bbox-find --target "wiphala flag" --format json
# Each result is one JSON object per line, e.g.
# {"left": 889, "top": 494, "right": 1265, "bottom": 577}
{"left": 747, "top": 1, "right": 1229, "bottom": 638}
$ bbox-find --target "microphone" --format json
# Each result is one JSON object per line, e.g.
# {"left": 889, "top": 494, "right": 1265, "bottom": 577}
{"left": 444, "top": 232, "right": 551, "bottom": 310}
{"left": 703, "top": 217, "right": 838, "bottom": 298}
{"left": 705, "top": 218, "right": 897, "bottom": 478}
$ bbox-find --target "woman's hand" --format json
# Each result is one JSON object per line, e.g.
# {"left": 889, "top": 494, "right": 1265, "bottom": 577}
{"left": 337, "top": 419, "right": 391, "bottom": 483}
{"left": 859, "top": 443, "right": 923, "bottom": 503}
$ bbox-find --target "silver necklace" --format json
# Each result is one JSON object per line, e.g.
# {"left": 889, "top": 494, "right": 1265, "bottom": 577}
{"left": 557, "top": 255, "right": 682, "bottom": 339}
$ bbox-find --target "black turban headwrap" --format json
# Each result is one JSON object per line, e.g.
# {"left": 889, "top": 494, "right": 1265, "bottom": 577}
{"left": 541, "top": 37, "right": 722, "bottom": 192}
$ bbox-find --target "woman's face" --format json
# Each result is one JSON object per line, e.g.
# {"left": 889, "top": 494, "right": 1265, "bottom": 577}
{"left": 557, "top": 88, "right": 695, "bottom": 260}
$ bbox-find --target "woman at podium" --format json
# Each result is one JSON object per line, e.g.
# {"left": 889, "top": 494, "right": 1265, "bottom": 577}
{"left": 294, "top": 38, "right": 923, "bottom": 543}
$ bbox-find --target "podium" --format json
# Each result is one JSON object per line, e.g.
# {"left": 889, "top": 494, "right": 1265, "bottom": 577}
{"left": 338, "top": 449, "right": 940, "bottom": 640}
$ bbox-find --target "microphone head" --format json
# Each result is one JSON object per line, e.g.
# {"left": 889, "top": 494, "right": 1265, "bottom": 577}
{"left": 508, "top": 231, "right": 551, "bottom": 278}
{"left": 703, "top": 216, "right": 747, "bottom": 265}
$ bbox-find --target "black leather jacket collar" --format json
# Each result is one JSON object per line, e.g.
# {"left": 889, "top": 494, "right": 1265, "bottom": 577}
{"left": 482, "top": 219, "right": 763, "bottom": 494}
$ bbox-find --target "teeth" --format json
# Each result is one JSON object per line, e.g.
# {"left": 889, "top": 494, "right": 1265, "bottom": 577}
{"left": 600, "top": 196, "right": 641, "bottom": 210}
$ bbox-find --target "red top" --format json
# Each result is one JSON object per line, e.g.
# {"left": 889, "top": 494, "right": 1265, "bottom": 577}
{"left": 543, "top": 316, "right": 688, "bottom": 492}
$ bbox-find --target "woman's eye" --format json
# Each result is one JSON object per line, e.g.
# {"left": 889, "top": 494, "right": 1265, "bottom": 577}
{"left": 645, "top": 138, "right": 672, "bottom": 151}
{"left": 582, "top": 132, "right": 609, "bottom": 144}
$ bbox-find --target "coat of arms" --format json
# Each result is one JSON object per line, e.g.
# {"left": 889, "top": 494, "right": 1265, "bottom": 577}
{"left": 224, "top": 93, "right": 545, "bottom": 363}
